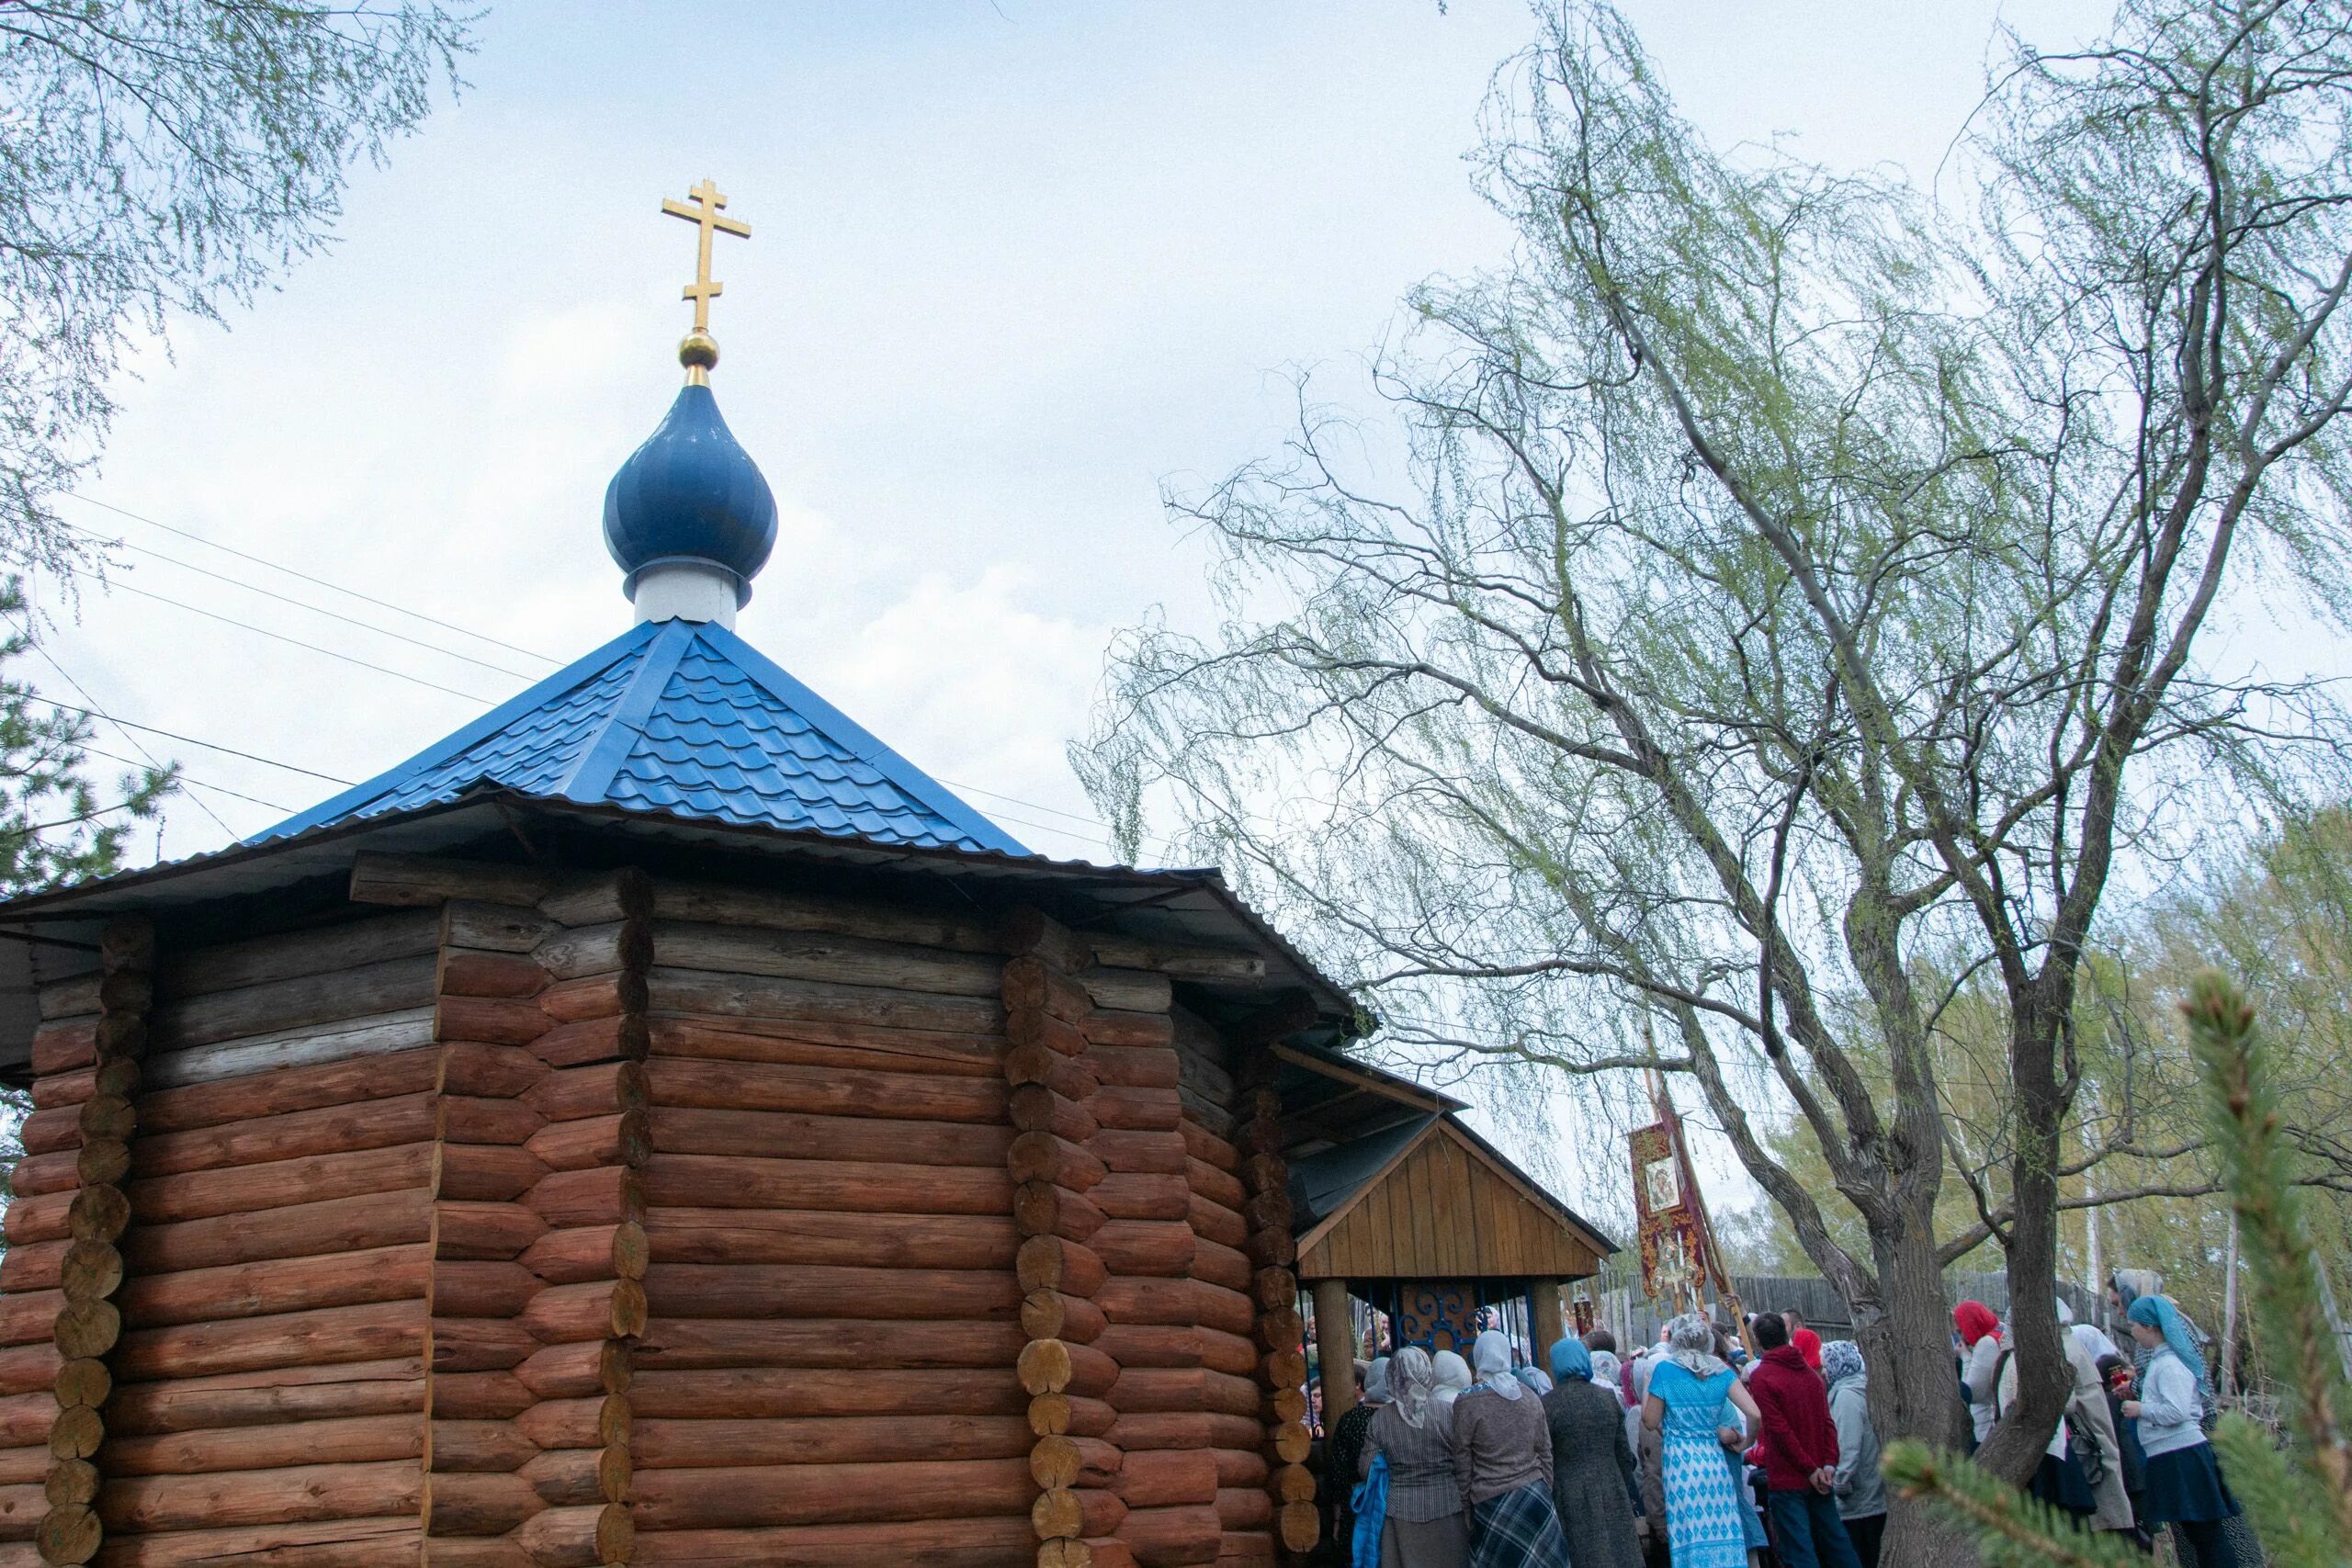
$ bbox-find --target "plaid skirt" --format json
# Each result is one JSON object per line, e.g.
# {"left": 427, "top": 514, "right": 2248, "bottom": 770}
{"left": 1469, "top": 1483, "right": 1572, "bottom": 1568}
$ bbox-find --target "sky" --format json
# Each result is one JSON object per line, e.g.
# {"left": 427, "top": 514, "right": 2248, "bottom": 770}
{"left": 38, "top": 0, "right": 2123, "bottom": 1215}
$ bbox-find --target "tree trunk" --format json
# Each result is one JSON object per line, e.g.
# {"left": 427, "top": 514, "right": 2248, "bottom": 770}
{"left": 1858, "top": 1205, "right": 1972, "bottom": 1568}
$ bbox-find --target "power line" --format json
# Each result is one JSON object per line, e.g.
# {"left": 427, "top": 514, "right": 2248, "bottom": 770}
{"left": 9, "top": 629, "right": 237, "bottom": 839}
{"left": 82, "top": 747, "right": 292, "bottom": 813}
{"left": 65, "top": 570, "right": 498, "bottom": 705}
{"left": 18, "top": 696, "right": 354, "bottom": 785}
{"left": 74, "top": 527, "right": 535, "bottom": 681}
{"left": 62, "top": 493, "right": 561, "bottom": 665}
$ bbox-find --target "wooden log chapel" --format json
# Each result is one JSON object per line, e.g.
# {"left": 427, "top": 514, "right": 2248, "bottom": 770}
{"left": 0, "top": 183, "right": 1608, "bottom": 1568}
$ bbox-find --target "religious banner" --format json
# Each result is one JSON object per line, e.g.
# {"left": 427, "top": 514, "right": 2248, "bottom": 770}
{"left": 1629, "top": 1122, "right": 1707, "bottom": 1304}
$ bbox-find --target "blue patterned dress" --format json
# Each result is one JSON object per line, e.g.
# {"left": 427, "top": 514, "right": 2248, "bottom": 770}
{"left": 1648, "top": 1361, "right": 1748, "bottom": 1568}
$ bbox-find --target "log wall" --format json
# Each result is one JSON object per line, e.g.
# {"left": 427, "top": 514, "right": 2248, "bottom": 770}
{"left": 0, "top": 857, "right": 1307, "bottom": 1568}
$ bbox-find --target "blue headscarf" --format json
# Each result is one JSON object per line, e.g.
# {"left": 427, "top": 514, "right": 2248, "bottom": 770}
{"left": 1550, "top": 1337, "right": 1594, "bottom": 1382}
{"left": 2126, "top": 1294, "right": 2212, "bottom": 1400}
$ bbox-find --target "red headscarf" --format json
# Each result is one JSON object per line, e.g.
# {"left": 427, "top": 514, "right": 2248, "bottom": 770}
{"left": 1792, "top": 1328, "right": 1823, "bottom": 1371}
{"left": 1952, "top": 1302, "right": 2000, "bottom": 1348}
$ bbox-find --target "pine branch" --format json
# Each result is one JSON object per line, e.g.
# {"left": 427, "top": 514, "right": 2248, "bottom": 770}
{"left": 1881, "top": 1440, "right": 2147, "bottom": 1568}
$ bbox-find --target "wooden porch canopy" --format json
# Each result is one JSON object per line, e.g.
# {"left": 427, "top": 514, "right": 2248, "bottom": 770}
{"left": 1288, "top": 1111, "right": 1612, "bottom": 1284}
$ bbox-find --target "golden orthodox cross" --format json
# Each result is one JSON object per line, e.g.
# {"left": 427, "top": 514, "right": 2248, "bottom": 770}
{"left": 662, "top": 179, "right": 751, "bottom": 380}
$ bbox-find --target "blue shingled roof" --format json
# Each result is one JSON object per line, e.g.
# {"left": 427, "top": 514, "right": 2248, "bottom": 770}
{"left": 253, "top": 618, "right": 1026, "bottom": 854}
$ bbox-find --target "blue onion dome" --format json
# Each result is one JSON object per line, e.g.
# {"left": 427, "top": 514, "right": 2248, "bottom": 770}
{"left": 602, "top": 383, "right": 777, "bottom": 599}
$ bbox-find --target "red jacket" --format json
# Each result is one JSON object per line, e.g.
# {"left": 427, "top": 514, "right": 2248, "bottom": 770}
{"left": 1747, "top": 1346, "right": 1838, "bottom": 1491}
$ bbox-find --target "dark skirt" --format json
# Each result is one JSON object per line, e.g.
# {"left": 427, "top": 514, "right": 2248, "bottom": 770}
{"left": 1385, "top": 1512, "right": 1471, "bottom": 1568}
{"left": 2030, "top": 1451, "right": 2097, "bottom": 1517}
{"left": 2141, "top": 1443, "right": 2240, "bottom": 1525}
{"left": 1468, "top": 1483, "right": 1572, "bottom": 1568}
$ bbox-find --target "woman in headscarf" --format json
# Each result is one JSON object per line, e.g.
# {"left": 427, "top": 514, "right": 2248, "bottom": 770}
{"left": 2097, "top": 1353, "right": 2150, "bottom": 1547}
{"left": 1951, "top": 1302, "right": 2003, "bottom": 1446}
{"left": 1516, "top": 1366, "right": 1555, "bottom": 1397}
{"left": 2052, "top": 1301, "right": 2136, "bottom": 1534}
{"left": 1791, "top": 1328, "right": 1825, "bottom": 1379}
{"left": 1820, "top": 1342, "right": 1885, "bottom": 1568}
{"left": 1625, "top": 1352, "right": 1668, "bottom": 1568}
{"left": 1541, "top": 1338, "right": 1642, "bottom": 1568}
{"left": 1332, "top": 1359, "right": 1394, "bottom": 1560}
{"left": 1361, "top": 1347, "right": 1470, "bottom": 1568}
{"left": 1641, "top": 1314, "right": 1760, "bottom": 1568}
{"left": 1434, "top": 1350, "right": 1476, "bottom": 1418}
{"left": 1451, "top": 1330, "right": 1572, "bottom": 1568}
{"left": 2122, "top": 1296, "right": 2245, "bottom": 1568}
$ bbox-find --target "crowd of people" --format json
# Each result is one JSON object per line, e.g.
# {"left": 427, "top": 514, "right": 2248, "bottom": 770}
{"left": 1331, "top": 1265, "right": 2244, "bottom": 1568}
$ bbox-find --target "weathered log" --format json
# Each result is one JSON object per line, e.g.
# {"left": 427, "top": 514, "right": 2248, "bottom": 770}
{"left": 1089, "top": 937, "right": 1264, "bottom": 982}
{"left": 0, "top": 1242, "right": 66, "bottom": 1294}
{"left": 524, "top": 1111, "right": 650, "bottom": 1173}
{"left": 87, "top": 1517, "right": 421, "bottom": 1568}
{"left": 0, "top": 1296, "right": 58, "bottom": 1351}
{"left": 1042, "top": 1538, "right": 1098, "bottom": 1568}
{"left": 438, "top": 1043, "right": 546, "bottom": 1100}
{"left": 127, "top": 1143, "right": 433, "bottom": 1227}
{"left": 95, "top": 1461, "right": 425, "bottom": 1533}
{"left": 101, "top": 1414, "right": 422, "bottom": 1477}
{"left": 148, "top": 958, "right": 436, "bottom": 1053}
{"left": 1026, "top": 1394, "right": 1119, "bottom": 1439}
{"left": 516, "top": 1444, "right": 628, "bottom": 1507}
{"left": 645, "top": 1210, "right": 1014, "bottom": 1272}
{"left": 644, "top": 1154, "right": 1010, "bottom": 1217}
{"left": 1116, "top": 1450, "right": 1219, "bottom": 1509}
{"left": 430, "top": 1317, "right": 538, "bottom": 1374}
{"left": 118, "top": 1245, "right": 431, "bottom": 1328}
{"left": 141, "top": 1008, "right": 439, "bottom": 1092}
{"left": 1073, "top": 968, "right": 1171, "bottom": 1016}
{"left": 51, "top": 1299, "right": 120, "bottom": 1360}
{"left": 642, "top": 922, "right": 1003, "bottom": 998}
{"left": 1077, "top": 1012, "right": 1177, "bottom": 1051}
{"left": 517, "top": 1223, "right": 647, "bottom": 1284}
{"left": 1238, "top": 1190, "right": 1292, "bottom": 1235}
{"left": 1007, "top": 1010, "right": 1087, "bottom": 1061}
{"left": 160, "top": 912, "right": 440, "bottom": 999}
{"left": 137, "top": 1049, "right": 439, "bottom": 1136}
{"left": 1015, "top": 1235, "right": 1106, "bottom": 1299}
{"left": 1007, "top": 1133, "right": 1105, "bottom": 1192}
{"left": 1021, "top": 1292, "right": 1107, "bottom": 1345}
{"left": 109, "top": 1301, "right": 424, "bottom": 1382}
{"left": 6, "top": 1155, "right": 77, "bottom": 1201}
{"left": 1001, "top": 1043, "right": 1095, "bottom": 1102}
{"left": 106, "top": 1372, "right": 424, "bottom": 1438}
{"left": 436, "top": 1144, "right": 548, "bottom": 1204}
{"left": 1091, "top": 1131, "right": 1187, "bottom": 1178}
{"left": 1269, "top": 1420, "right": 1311, "bottom": 1464}
{"left": 423, "top": 1470, "right": 542, "bottom": 1535}
{"left": 1084, "top": 1045, "right": 1177, "bottom": 1092}
{"left": 1012, "top": 1183, "right": 1107, "bottom": 1244}
{"left": 642, "top": 1265, "right": 1018, "bottom": 1323}
{"left": 1002, "top": 957, "right": 1092, "bottom": 1023}
{"left": 520, "top": 1280, "right": 646, "bottom": 1344}
{"left": 626, "top": 1369, "right": 1026, "bottom": 1421}
{"left": 648, "top": 969, "right": 1001, "bottom": 1036}
{"left": 512, "top": 1394, "right": 628, "bottom": 1452}
{"left": 65, "top": 1190, "right": 130, "bottom": 1246}
{"left": 650, "top": 1106, "right": 1010, "bottom": 1170}
{"left": 439, "top": 951, "right": 548, "bottom": 1000}
{"left": 74, "top": 1141, "right": 130, "bottom": 1190}
{"left": 349, "top": 853, "right": 557, "bottom": 909}
{"left": 524, "top": 1062, "right": 645, "bottom": 1123}
{"left": 1260, "top": 1348, "right": 1307, "bottom": 1389}
{"left": 509, "top": 1502, "right": 629, "bottom": 1568}
{"left": 0, "top": 1393, "right": 54, "bottom": 1448}
{"left": 435, "top": 1203, "right": 548, "bottom": 1261}
{"left": 1089, "top": 1223, "right": 1195, "bottom": 1280}
{"left": 51, "top": 1360, "right": 107, "bottom": 1412}
{"left": 518, "top": 1168, "right": 640, "bottom": 1229}
{"left": 650, "top": 1055, "right": 1001, "bottom": 1123}
{"left": 447, "top": 900, "right": 558, "bottom": 954}
{"left": 1033, "top": 1485, "right": 1084, "bottom": 1540}
{"left": 628, "top": 1458, "right": 1035, "bottom": 1530}
{"left": 647, "top": 1016, "right": 999, "bottom": 1078}
{"left": 31, "top": 1498, "right": 94, "bottom": 1559}
{"left": 1270, "top": 1462, "right": 1312, "bottom": 1503}
{"left": 513, "top": 1340, "right": 628, "bottom": 1401}
{"left": 526, "top": 1015, "right": 646, "bottom": 1070}
{"left": 1255, "top": 1306, "right": 1305, "bottom": 1354}
{"left": 19, "top": 1108, "right": 84, "bottom": 1156}
{"left": 632, "top": 1414, "right": 1032, "bottom": 1468}
{"left": 29, "top": 1065, "right": 99, "bottom": 1112}
{"left": 1178, "top": 1119, "right": 1238, "bottom": 1169}
{"left": 1006, "top": 1084, "right": 1098, "bottom": 1145}
{"left": 1184, "top": 1159, "right": 1245, "bottom": 1213}
{"left": 635, "top": 1318, "right": 1025, "bottom": 1373}
{"left": 627, "top": 1517, "right": 1036, "bottom": 1568}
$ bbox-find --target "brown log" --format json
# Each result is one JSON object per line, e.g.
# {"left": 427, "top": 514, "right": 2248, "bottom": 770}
{"left": 537, "top": 973, "right": 643, "bottom": 1027}
{"left": 635, "top": 1319, "right": 1023, "bottom": 1373}
{"left": 629, "top": 1459, "right": 1035, "bottom": 1530}
{"left": 65, "top": 1189, "right": 130, "bottom": 1246}
{"left": 128, "top": 1143, "right": 434, "bottom": 1226}
{"left": 513, "top": 1340, "right": 628, "bottom": 1401}
{"left": 439, "top": 1043, "right": 547, "bottom": 1100}
{"left": 119, "top": 1246, "right": 429, "bottom": 1328}
{"left": 52, "top": 1360, "right": 107, "bottom": 1411}
{"left": 1096, "top": 1278, "right": 1209, "bottom": 1329}
{"left": 0, "top": 1346, "right": 62, "bottom": 1398}
{"left": 1256, "top": 1306, "right": 1304, "bottom": 1354}
{"left": 520, "top": 1280, "right": 646, "bottom": 1344}
{"left": 1239, "top": 1189, "right": 1292, "bottom": 1235}
{"left": 645, "top": 921, "right": 1002, "bottom": 998}
{"left": 1187, "top": 1194, "right": 1248, "bottom": 1251}
{"left": 0, "top": 1393, "right": 53, "bottom": 1448}
{"left": 1277, "top": 1500, "right": 1317, "bottom": 1554}
{"left": 1193, "top": 1239, "right": 1250, "bottom": 1293}
{"left": 143, "top": 1048, "right": 436, "bottom": 1139}
{"left": 628, "top": 1517, "right": 1037, "bottom": 1568}
{"left": 1121, "top": 1504, "right": 1223, "bottom": 1568}
{"left": 1029, "top": 1434, "right": 1082, "bottom": 1491}
{"left": 523, "top": 1062, "right": 646, "bottom": 1123}
{"left": 1269, "top": 1421, "right": 1310, "bottom": 1464}
{"left": 648, "top": 968, "right": 998, "bottom": 1037}
{"left": 1091, "top": 1174, "right": 1189, "bottom": 1223}
{"left": 1117, "top": 1450, "right": 1218, "bottom": 1509}
{"left": 1179, "top": 1119, "right": 1238, "bottom": 1170}
{"left": 102, "top": 1414, "right": 422, "bottom": 1477}
{"left": 48, "top": 1404, "right": 103, "bottom": 1460}
{"left": 0, "top": 1295, "right": 58, "bottom": 1351}
{"left": 1007, "top": 1083, "right": 1098, "bottom": 1144}
{"left": 650, "top": 1107, "right": 1009, "bottom": 1170}
{"left": 74, "top": 1142, "right": 130, "bottom": 1190}
{"left": 1022, "top": 1292, "right": 1107, "bottom": 1346}
{"left": 1042, "top": 1538, "right": 1097, "bottom": 1568}
{"left": 1007, "top": 1133, "right": 1105, "bottom": 1192}
{"left": 427, "top": 1371, "right": 530, "bottom": 1422}
{"left": 440, "top": 1096, "right": 544, "bottom": 1146}
{"left": 524, "top": 1111, "right": 650, "bottom": 1172}
{"left": 1001, "top": 957, "right": 1092, "bottom": 1023}
{"left": 509, "top": 1502, "right": 629, "bottom": 1568}
{"left": 435, "top": 1203, "right": 548, "bottom": 1261}
{"left": 527, "top": 1015, "right": 645, "bottom": 1069}
{"left": 1219, "top": 1452, "right": 1272, "bottom": 1492}
{"left": 126, "top": 1188, "right": 429, "bottom": 1277}
{"left": 633, "top": 1414, "right": 1030, "bottom": 1468}
{"left": 645, "top": 1154, "right": 1008, "bottom": 1217}
{"left": 88, "top": 1517, "right": 421, "bottom": 1568}
{"left": 19, "top": 1108, "right": 82, "bottom": 1156}
{"left": 1000, "top": 908, "right": 1094, "bottom": 972}
{"left": 1025, "top": 1393, "right": 1117, "bottom": 1440}
{"left": 512, "top": 1393, "right": 628, "bottom": 1451}
{"left": 1090, "top": 1222, "right": 1196, "bottom": 1279}
{"left": 1083, "top": 1045, "right": 1179, "bottom": 1092}
{"left": 1, "top": 1243, "right": 66, "bottom": 1294}
{"left": 650, "top": 1055, "right": 1001, "bottom": 1123}
{"left": 436, "top": 1144, "right": 548, "bottom": 1204}
{"left": 1269, "top": 1461, "right": 1310, "bottom": 1501}
{"left": 628, "top": 1368, "right": 1023, "bottom": 1421}
{"left": 1242, "top": 1230, "right": 1295, "bottom": 1271}
{"left": 1007, "top": 1010, "right": 1087, "bottom": 1060}
{"left": 1071, "top": 962, "right": 1173, "bottom": 1014}
{"left": 44, "top": 1458, "right": 98, "bottom": 1510}
{"left": 31, "top": 1020, "right": 96, "bottom": 1077}
{"left": 1093, "top": 1325, "right": 1201, "bottom": 1371}
{"left": 6, "top": 1155, "right": 76, "bottom": 1200}
{"left": 1193, "top": 1284, "right": 1256, "bottom": 1338}
{"left": 643, "top": 1265, "right": 1018, "bottom": 1323}
{"left": 110, "top": 1301, "right": 424, "bottom": 1382}
{"left": 420, "top": 1538, "right": 529, "bottom": 1568}
{"left": 1184, "top": 1157, "right": 1245, "bottom": 1210}
{"left": 1215, "top": 1489, "right": 1272, "bottom": 1531}
{"left": 423, "top": 1470, "right": 541, "bottom": 1535}
{"left": 1015, "top": 1235, "right": 1106, "bottom": 1299}
{"left": 34, "top": 1499, "right": 96, "bottom": 1560}
{"left": 1078, "top": 1012, "right": 1176, "bottom": 1051}
{"left": 440, "top": 951, "right": 548, "bottom": 1000}
{"left": 107, "top": 1371, "right": 423, "bottom": 1438}
{"left": 1093, "top": 1087, "right": 1182, "bottom": 1134}
{"left": 1013, "top": 1183, "right": 1107, "bottom": 1245}
{"left": 518, "top": 1167, "right": 640, "bottom": 1229}
{"left": 517, "top": 1444, "right": 628, "bottom": 1506}
{"left": 1111, "top": 1368, "right": 1261, "bottom": 1418}
{"left": 1034, "top": 1485, "right": 1084, "bottom": 1540}
{"left": 518, "top": 1222, "right": 648, "bottom": 1284}
{"left": 95, "top": 1461, "right": 424, "bottom": 1533}
{"left": 430, "top": 1317, "right": 539, "bottom": 1374}
{"left": 646, "top": 1210, "right": 1015, "bottom": 1273}
{"left": 52, "top": 1300, "right": 119, "bottom": 1360}
{"left": 437, "top": 996, "right": 551, "bottom": 1048}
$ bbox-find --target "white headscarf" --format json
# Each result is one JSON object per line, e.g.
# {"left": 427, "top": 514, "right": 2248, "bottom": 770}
{"left": 1363, "top": 1356, "right": 1394, "bottom": 1404}
{"left": 1666, "top": 1313, "right": 1727, "bottom": 1378}
{"left": 1431, "top": 1348, "right": 1474, "bottom": 1415}
{"left": 1392, "top": 1346, "right": 1438, "bottom": 1429}
{"left": 1472, "top": 1329, "right": 1524, "bottom": 1400}
{"left": 1589, "top": 1348, "right": 1623, "bottom": 1393}
{"left": 1515, "top": 1365, "right": 1553, "bottom": 1396}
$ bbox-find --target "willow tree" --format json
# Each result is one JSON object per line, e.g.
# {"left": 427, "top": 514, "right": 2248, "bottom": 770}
{"left": 1077, "top": 0, "right": 2352, "bottom": 1548}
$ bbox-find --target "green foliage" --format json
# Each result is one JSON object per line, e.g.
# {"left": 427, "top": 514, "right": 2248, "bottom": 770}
{"left": 0, "top": 0, "right": 471, "bottom": 572}
{"left": 0, "top": 581, "right": 174, "bottom": 893}
{"left": 1891, "top": 972, "right": 2352, "bottom": 1565}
